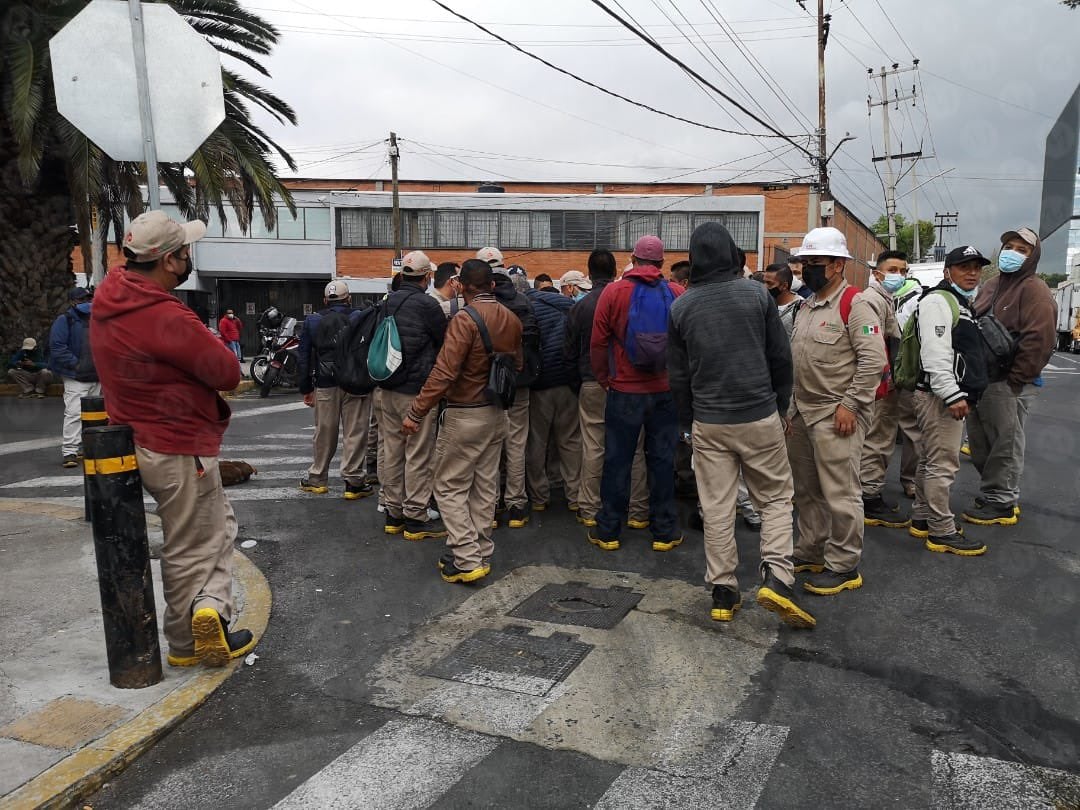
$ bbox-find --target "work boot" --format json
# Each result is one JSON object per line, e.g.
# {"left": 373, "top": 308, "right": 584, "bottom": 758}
{"left": 440, "top": 559, "right": 488, "bottom": 584}
{"left": 508, "top": 505, "right": 530, "bottom": 528}
{"left": 384, "top": 513, "right": 405, "bottom": 535}
{"left": 974, "top": 497, "right": 1020, "bottom": 517}
{"left": 576, "top": 513, "right": 597, "bottom": 528}
{"left": 627, "top": 517, "right": 650, "bottom": 530}
{"left": 189, "top": 608, "right": 255, "bottom": 668}
{"left": 756, "top": 569, "right": 816, "bottom": 629}
{"left": 343, "top": 481, "right": 374, "bottom": 500}
{"left": 531, "top": 501, "right": 549, "bottom": 512}
{"left": 792, "top": 557, "right": 825, "bottom": 574}
{"left": 863, "top": 494, "right": 910, "bottom": 528}
{"left": 710, "top": 585, "right": 742, "bottom": 622}
{"left": 909, "top": 519, "right": 963, "bottom": 539}
{"left": 652, "top": 534, "right": 684, "bottom": 552}
{"left": 961, "top": 502, "right": 1018, "bottom": 526}
{"left": 404, "top": 518, "right": 448, "bottom": 542}
{"left": 925, "top": 532, "right": 987, "bottom": 556}
{"left": 439, "top": 552, "right": 492, "bottom": 574}
{"left": 299, "top": 478, "right": 328, "bottom": 494}
{"left": 62, "top": 455, "right": 79, "bottom": 469}
{"left": 803, "top": 568, "right": 863, "bottom": 595}
{"left": 587, "top": 530, "right": 620, "bottom": 551}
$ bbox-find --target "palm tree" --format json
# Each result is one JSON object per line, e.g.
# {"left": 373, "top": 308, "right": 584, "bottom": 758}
{"left": 0, "top": 0, "right": 297, "bottom": 352}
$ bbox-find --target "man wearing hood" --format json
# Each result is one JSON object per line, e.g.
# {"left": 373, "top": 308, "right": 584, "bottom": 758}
{"left": 961, "top": 228, "right": 1056, "bottom": 526}
{"left": 668, "top": 222, "right": 815, "bottom": 629}
{"left": 90, "top": 211, "right": 253, "bottom": 668}
{"left": 478, "top": 247, "right": 540, "bottom": 527}
{"left": 588, "top": 235, "right": 684, "bottom": 553}
{"left": 49, "top": 287, "right": 101, "bottom": 467}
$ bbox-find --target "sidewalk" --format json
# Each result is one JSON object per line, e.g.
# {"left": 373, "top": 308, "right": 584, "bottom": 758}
{"left": 1, "top": 361, "right": 256, "bottom": 399}
{"left": 0, "top": 499, "right": 271, "bottom": 810}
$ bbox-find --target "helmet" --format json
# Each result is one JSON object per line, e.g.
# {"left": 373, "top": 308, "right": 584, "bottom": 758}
{"left": 259, "top": 307, "right": 283, "bottom": 329}
{"left": 794, "top": 227, "right": 853, "bottom": 259}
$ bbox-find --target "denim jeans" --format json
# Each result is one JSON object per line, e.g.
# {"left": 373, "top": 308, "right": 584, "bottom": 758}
{"left": 597, "top": 389, "right": 679, "bottom": 541}
{"left": 226, "top": 340, "right": 242, "bottom": 362}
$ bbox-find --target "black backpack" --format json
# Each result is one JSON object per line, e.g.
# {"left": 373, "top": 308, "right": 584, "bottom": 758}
{"left": 333, "top": 307, "right": 379, "bottom": 395}
{"left": 464, "top": 306, "right": 516, "bottom": 409}
{"left": 314, "top": 308, "right": 352, "bottom": 384}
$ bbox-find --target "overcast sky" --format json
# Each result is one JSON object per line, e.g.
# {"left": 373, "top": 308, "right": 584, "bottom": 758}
{"left": 241, "top": 0, "right": 1080, "bottom": 265}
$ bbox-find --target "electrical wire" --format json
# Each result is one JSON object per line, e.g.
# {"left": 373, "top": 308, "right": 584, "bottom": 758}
{"left": 837, "top": 0, "right": 895, "bottom": 64}
{"left": 871, "top": 0, "right": 915, "bottom": 59}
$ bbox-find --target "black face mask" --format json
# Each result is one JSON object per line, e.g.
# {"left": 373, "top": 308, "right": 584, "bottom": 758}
{"left": 175, "top": 254, "right": 193, "bottom": 285}
{"left": 768, "top": 285, "right": 783, "bottom": 299}
{"left": 802, "top": 263, "right": 830, "bottom": 293}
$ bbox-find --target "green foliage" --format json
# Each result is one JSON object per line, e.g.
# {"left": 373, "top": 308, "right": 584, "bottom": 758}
{"left": 1039, "top": 272, "right": 1068, "bottom": 288}
{"left": 0, "top": 0, "right": 298, "bottom": 274}
{"left": 870, "top": 214, "right": 937, "bottom": 262}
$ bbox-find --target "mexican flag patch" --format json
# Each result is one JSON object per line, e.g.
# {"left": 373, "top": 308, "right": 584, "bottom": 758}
{"left": 861, "top": 324, "right": 881, "bottom": 335}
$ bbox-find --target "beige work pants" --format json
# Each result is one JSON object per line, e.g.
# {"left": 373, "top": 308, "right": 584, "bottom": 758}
{"left": 307, "top": 386, "right": 371, "bottom": 485}
{"left": 376, "top": 388, "right": 438, "bottom": 521}
{"left": 526, "top": 385, "right": 582, "bottom": 507}
{"left": 912, "top": 391, "right": 964, "bottom": 535}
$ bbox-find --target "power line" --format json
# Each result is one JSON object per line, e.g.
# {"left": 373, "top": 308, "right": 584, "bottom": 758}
{"left": 427, "top": 0, "right": 797, "bottom": 140}
{"left": 587, "top": 0, "right": 815, "bottom": 158}
{"left": 837, "top": 0, "right": 895, "bottom": 63}
{"left": 871, "top": 0, "right": 915, "bottom": 59}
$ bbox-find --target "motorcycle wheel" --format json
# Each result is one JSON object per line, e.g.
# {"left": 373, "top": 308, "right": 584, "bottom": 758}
{"left": 260, "top": 366, "right": 279, "bottom": 398}
{"left": 250, "top": 357, "right": 269, "bottom": 386}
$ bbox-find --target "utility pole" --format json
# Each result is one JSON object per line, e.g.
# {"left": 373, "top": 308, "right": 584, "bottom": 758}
{"left": 816, "top": 0, "right": 831, "bottom": 224}
{"left": 933, "top": 212, "right": 959, "bottom": 260}
{"left": 868, "top": 63, "right": 918, "bottom": 250}
{"left": 389, "top": 131, "right": 401, "bottom": 259}
{"left": 911, "top": 158, "right": 919, "bottom": 260}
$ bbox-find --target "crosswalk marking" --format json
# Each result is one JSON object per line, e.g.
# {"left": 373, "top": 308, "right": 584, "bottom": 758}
{"left": 272, "top": 718, "right": 498, "bottom": 810}
{"left": 594, "top": 721, "right": 788, "bottom": 810}
{"left": 931, "top": 750, "right": 1080, "bottom": 809}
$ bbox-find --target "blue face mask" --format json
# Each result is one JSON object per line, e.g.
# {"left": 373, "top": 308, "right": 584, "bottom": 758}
{"left": 998, "top": 249, "right": 1026, "bottom": 273}
{"left": 573, "top": 291, "right": 587, "bottom": 302}
{"left": 951, "top": 283, "right": 977, "bottom": 300}
{"left": 881, "top": 273, "right": 905, "bottom": 293}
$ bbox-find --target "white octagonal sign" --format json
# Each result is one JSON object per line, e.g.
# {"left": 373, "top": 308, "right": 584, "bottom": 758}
{"left": 50, "top": 0, "right": 225, "bottom": 163}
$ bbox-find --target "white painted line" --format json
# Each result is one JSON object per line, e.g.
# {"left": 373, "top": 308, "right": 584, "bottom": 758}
{"left": 273, "top": 717, "right": 498, "bottom": 810}
{"left": 931, "top": 750, "right": 1080, "bottom": 810}
{"left": 260, "top": 433, "right": 314, "bottom": 440}
{"left": 1, "top": 475, "right": 86, "bottom": 489}
{"left": 594, "top": 721, "right": 789, "bottom": 810}
{"left": 219, "top": 444, "right": 311, "bottom": 453}
{"left": 1051, "top": 353, "right": 1080, "bottom": 365}
{"left": 230, "top": 401, "right": 309, "bottom": 419}
{"left": 24, "top": 485, "right": 348, "bottom": 507}
{"left": 0, "top": 437, "right": 60, "bottom": 457}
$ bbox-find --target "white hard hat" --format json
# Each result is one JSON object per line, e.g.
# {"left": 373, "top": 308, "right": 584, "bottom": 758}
{"left": 794, "top": 227, "right": 853, "bottom": 259}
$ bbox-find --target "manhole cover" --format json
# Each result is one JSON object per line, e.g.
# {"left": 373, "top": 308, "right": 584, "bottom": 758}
{"left": 425, "top": 625, "right": 593, "bottom": 696}
{"left": 507, "top": 582, "right": 644, "bottom": 629}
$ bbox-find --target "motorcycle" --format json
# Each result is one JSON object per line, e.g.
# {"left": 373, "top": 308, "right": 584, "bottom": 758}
{"left": 255, "top": 314, "right": 300, "bottom": 397}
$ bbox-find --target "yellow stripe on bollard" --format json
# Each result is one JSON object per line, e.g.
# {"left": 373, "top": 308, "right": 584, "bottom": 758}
{"left": 83, "top": 455, "right": 138, "bottom": 475}
{"left": 81, "top": 411, "right": 109, "bottom": 422}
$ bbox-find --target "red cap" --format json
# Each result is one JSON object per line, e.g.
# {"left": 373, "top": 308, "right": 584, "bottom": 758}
{"left": 632, "top": 235, "right": 664, "bottom": 262}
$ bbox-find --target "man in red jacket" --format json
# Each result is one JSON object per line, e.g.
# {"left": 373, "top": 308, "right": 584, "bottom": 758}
{"left": 91, "top": 210, "right": 254, "bottom": 669}
{"left": 589, "top": 235, "right": 684, "bottom": 553}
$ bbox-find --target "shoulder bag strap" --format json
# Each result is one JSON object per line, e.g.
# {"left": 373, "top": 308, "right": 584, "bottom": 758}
{"left": 463, "top": 306, "right": 494, "bottom": 356}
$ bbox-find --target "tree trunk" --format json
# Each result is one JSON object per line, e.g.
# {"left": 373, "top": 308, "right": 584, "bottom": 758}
{"left": 0, "top": 120, "right": 77, "bottom": 354}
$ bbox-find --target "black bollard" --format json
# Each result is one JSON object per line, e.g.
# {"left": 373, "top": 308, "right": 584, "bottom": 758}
{"left": 81, "top": 396, "right": 109, "bottom": 522}
{"left": 83, "top": 424, "right": 163, "bottom": 688}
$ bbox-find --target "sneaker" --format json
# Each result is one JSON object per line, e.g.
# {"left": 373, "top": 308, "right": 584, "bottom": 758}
{"left": 62, "top": 455, "right": 79, "bottom": 468}
{"left": 863, "top": 495, "right": 910, "bottom": 529}
{"left": 384, "top": 514, "right": 405, "bottom": 535}
{"left": 440, "top": 559, "right": 488, "bottom": 584}
{"left": 909, "top": 519, "right": 964, "bottom": 539}
{"left": 756, "top": 570, "right": 816, "bottom": 629}
{"left": 710, "top": 585, "right": 742, "bottom": 622}
{"left": 961, "top": 502, "right": 1018, "bottom": 526}
{"left": 439, "top": 552, "right": 492, "bottom": 574}
{"left": 343, "top": 482, "right": 374, "bottom": 500}
{"left": 299, "top": 478, "right": 328, "bottom": 494}
{"left": 190, "top": 607, "right": 255, "bottom": 667}
{"left": 531, "top": 501, "right": 549, "bottom": 512}
{"left": 652, "top": 535, "right": 684, "bottom": 552}
{"left": 18, "top": 392, "right": 32, "bottom": 399}
{"left": 803, "top": 568, "right": 863, "bottom": 596}
{"left": 587, "top": 531, "right": 620, "bottom": 551}
{"left": 404, "top": 518, "right": 448, "bottom": 541}
{"left": 792, "top": 557, "right": 825, "bottom": 574}
{"left": 627, "top": 517, "right": 650, "bottom": 530}
{"left": 576, "top": 514, "right": 597, "bottom": 527}
{"left": 508, "top": 506, "right": 530, "bottom": 528}
{"left": 926, "top": 532, "right": 987, "bottom": 556}
{"left": 742, "top": 512, "right": 762, "bottom": 532}
{"left": 974, "top": 497, "right": 1021, "bottom": 517}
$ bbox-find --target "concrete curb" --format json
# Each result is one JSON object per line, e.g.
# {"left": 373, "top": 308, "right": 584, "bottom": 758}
{"left": 1, "top": 381, "right": 254, "bottom": 398}
{"left": 0, "top": 506, "right": 272, "bottom": 810}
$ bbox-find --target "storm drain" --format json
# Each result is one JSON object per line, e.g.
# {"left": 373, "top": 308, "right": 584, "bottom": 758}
{"left": 506, "top": 582, "right": 644, "bottom": 629}
{"left": 425, "top": 625, "right": 593, "bottom": 696}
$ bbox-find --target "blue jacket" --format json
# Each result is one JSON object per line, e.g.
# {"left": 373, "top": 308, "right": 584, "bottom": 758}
{"left": 526, "top": 288, "right": 573, "bottom": 390}
{"left": 49, "top": 303, "right": 92, "bottom": 379}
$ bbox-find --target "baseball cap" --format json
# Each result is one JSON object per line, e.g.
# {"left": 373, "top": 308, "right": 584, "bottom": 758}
{"left": 21, "top": 338, "right": 36, "bottom": 351}
{"left": 401, "top": 250, "right": 432, "bottom": 276}
{"left": 124, "top": 210, "right": 206, "bottom": 262}
{"left": 632, "top": 235, "right": 664, "bottom": 262}
{"left": 559, "top": 270, "right": 592, "bottom": 291}
{"left": 476, "top": 246, "right": 504, "bottom": 268}
{"left": 68, "top": 287, "right": 90, "bottom": 301}
{"left": 324, "top": 280, "right": 350, "bottom": 300}
{"left": 945, "top": 245, "right": 990, "bottom": 267}
{"left": 794, "top": 227, "right": 853, "bottom": 259}
{"left": 1000, "top": 227, "right": 1038, "bottom": 248}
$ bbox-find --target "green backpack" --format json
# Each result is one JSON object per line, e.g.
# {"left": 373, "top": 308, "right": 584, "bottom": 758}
{"left": 893, "top": 290, "right": 960, "bottom": 392}
{"left": 367, "top": 298, "right": 405, "bottom": 384}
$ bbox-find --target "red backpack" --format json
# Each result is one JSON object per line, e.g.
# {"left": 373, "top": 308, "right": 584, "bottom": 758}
{"left": 838, "top": 286, "right": 891, "bottom": 401}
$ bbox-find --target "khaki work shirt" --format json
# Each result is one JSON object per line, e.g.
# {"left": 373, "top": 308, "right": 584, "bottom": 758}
{"left": 790, "top": 281, "right": 887, "bottom": 427}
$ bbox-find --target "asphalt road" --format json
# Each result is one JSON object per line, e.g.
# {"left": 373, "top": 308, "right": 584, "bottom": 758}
{"left": 3, "top": 363, "right": 1079, "bottom": 810}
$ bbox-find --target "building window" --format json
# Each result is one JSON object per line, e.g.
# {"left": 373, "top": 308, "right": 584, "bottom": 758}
{"left": 564, "top": 212, "right": 595, "bottom": 249}
{"left": 278, "top": 208, "right": 304, "bottom": 239}
{"left": 249, "top": 212, "right": 276, "bottom": 240}
{"left": 627, "top": 212, "right": 659, "bottom": 247}
{"left": 467, "top": 211, "right": 499, "bottom": 247}
{"left": 596, "top": 212, "right": 626, "bottom": 251}
{"left": 338, "top": 209, "right": 369, "bottom": 247}
{"left": 530, "top": 212, "right": 552, "bottom": 248}
{"left": 693, "top": 212, "right": 758, "bottom": 252}
{"left": 403, "top": 210, "right": 434, "bottom": 247}
{"left": 500, "top": 212, "right": 531, "bottom": 248}
{"left": 304, "top": 207, "right": 331, "bottom": 240}
{"left": 661, "top": 212, "right": 690, "bottom": 251}
{"left": 369, "top": 210, "right": 394, "bottom": 247}
{"left": 437, "top": 210, "right": 465, "bottom": 247}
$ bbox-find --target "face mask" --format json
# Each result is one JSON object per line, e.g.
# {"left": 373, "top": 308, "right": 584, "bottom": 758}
{"left": 951, "top": 283, "right": 977, "bottom": 300}
{"left": 573, "top": 291, "right": 587, "bottom": 302}
{"left": 998, "top": 249, "right": 1026, "bottom": 273}
{"left": 881, "top": 273, "right": 905, "bottom": 293}
{"left": 768, "top": 285, "right": 782, "bottom": 299}
{"left": 802, "top": 263, "right": 830, "bottom": 293}
{"left": 176, "top": 254, "right": 193, "bottom": 285}
{"left": 790, "top": 275, "right": 804, "bottom": 292}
